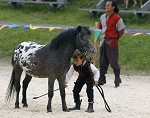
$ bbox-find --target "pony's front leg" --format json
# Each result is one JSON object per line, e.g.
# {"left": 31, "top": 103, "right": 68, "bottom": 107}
{"left": 47, "top": 78, "right": 55, "bottom": 112}
{"left": 58, "top": 79, "right": 69, "bottom": 112}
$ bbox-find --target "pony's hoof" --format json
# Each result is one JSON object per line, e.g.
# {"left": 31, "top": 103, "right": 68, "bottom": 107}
{"left": 23, "top": 104, "right": 28, "bottom": 107}
{"left": 63, "top": 108, "right": 70, "bottom": 112}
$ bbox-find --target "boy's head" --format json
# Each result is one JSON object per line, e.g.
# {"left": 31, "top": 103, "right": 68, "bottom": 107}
{"left": 73, "top": 50, "right": 85, "bottom": 66}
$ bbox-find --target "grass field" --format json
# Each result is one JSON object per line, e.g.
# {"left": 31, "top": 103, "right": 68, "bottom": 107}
{"left": 119, "top": 34, "right": 150, "bottom": 75}
{"left": 0, "top": 0, "right": 150, "bottom": 74}
{"left": 0, "top": 0, "right": 150, "bottom": 28}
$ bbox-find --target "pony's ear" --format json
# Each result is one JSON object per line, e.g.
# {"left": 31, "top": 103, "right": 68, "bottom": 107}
{"left": 82, "top": 26, "right": 91, "bottom": 35}
{"left": 83, "top": 26, "right": 89, "bottom": 30}
{"left": 76, "top": 26, "right": 82, "bottom": 33}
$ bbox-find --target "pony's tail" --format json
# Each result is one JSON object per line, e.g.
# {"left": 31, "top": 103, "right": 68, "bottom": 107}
{"left": 11, "top": 50, "right": 15, "bottom": 66}
{"left": 6, "top": 70, "right": 15, "bottom": 102}
{"left": 6, "top": 52, "right": 16, "bottom": 102}
{"left": 5, "top": 69, "right": 16, "bottom": 103}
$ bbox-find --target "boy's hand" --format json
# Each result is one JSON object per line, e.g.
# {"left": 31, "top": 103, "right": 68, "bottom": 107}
{"left": 94, "top": 81, "right": 99, "bottom": 86}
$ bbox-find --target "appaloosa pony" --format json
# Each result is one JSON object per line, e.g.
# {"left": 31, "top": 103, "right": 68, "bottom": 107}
{"left": 6, "top": 26, "right": 95, "bottom": 112}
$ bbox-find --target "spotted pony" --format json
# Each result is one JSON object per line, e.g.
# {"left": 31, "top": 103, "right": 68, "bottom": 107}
{"left": 13, "top": 42, "right": 45, "bottom": 75}
{"left": 6, "top": 26, "right": 96, "bottom": 112}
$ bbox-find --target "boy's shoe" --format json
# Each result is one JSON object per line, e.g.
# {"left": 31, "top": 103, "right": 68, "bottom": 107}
{"left": 98, "top": 76, "right": 106, "bottom": 85}
{"left": 69, "top": 100, "right": 82, "bottom": 110}
{"left": 85, "top": 103, "right": 94, "bottom": 113}
{"left": 115, "top": 83, "right": 120, "bottom": 88}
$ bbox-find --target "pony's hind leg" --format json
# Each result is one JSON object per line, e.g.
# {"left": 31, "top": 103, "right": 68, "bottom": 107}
{"left": 22, "top": 74, "right": 32, "bottom": 107}
{"left": 14, "top": 66, "right": 23, "bottom": 108}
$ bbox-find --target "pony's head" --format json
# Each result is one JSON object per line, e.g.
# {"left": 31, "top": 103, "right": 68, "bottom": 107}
{"left": 75, "top": 26, "right": 96, "bottom": 55}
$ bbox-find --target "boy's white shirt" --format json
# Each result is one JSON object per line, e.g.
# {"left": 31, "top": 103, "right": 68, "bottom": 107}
{"left": 66, "top": 61, "right": 100, "bottom": 83}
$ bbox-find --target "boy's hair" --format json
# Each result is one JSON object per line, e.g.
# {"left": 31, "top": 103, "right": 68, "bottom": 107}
{"left": 73, "top": 50, "right": 85, "bottom": 60}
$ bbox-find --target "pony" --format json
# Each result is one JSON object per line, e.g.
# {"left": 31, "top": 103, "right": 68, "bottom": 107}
{"left": 6, "top": 26, "right": 96, "bottom": 112}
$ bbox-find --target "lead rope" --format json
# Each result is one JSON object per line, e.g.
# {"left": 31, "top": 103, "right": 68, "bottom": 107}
{"left": 33, "top": 88, "right": 59, "bottom": 99}
{"left": 85, "top": 60, "right": 111, "bottom": 112}
{"left": 96, "top": 85, "right": 111, "bottom": 112}
{"left": 85, "top": 59, "right": 111, "bottom": 112}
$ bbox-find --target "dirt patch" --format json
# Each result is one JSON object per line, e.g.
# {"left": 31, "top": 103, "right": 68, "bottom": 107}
{"left": 0, "top": 61, "right": 150, "bottom": 118}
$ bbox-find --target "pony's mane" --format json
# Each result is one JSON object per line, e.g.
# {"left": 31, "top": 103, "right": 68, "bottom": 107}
{"left": 49, "top": 28, "right": 76, "bottom": 49}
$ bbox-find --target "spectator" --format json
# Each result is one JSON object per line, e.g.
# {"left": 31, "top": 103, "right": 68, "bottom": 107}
{"left": 132, "top": 0, "right": 143, "bottom": 8}
{"left": 122, "top": 0, "right": 129, "bottom": 9}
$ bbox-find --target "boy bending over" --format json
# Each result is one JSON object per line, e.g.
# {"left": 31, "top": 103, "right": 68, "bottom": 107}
{"left": 66, "top": 50, "right": 100, "bottom": 113}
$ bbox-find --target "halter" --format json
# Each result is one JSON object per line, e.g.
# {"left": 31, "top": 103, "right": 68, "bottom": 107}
{"left": 75, "top": 32, "right": 87, "bottom": 55}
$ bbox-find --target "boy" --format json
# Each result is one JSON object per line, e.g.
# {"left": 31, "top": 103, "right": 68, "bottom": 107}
{"left": 66, "top": 50, "right": 100, "bottom": 113}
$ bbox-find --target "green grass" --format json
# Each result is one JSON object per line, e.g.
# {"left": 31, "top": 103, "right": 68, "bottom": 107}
{"left": 119, "top": 34, "right": 150, "bottom": 75}
{"left": 0, "top": 27, "right": 150, "bottom": 74}
{"left": 0, "top": 27, "right": 61, "bottom": 57}
{"left": 0, "top": 0, "right": 150, "bottom": 28}
{"left": 0, "top": 1, "right": 97, "bottom": 26}
{"left": 0, "top": 0, "right": 150, "bottom": 74}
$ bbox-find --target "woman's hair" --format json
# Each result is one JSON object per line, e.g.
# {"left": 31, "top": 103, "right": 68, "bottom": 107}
{"left": 107, "top": 0, "right": 119, "bottom": 14}
{"left": 73, "top": 50, "right": 85, "bottom": 60}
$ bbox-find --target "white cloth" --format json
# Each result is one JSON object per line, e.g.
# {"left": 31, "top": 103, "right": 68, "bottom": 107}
{"left": 116, "top": 18, "right": 125, "bottom": 31}
{"left": 65, "top": 62, "right": 100, "bottom": 83}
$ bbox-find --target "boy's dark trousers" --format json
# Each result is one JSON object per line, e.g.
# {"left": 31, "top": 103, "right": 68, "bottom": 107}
{"left": 73, "top": 80, "right": 94, "bottom": 104}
